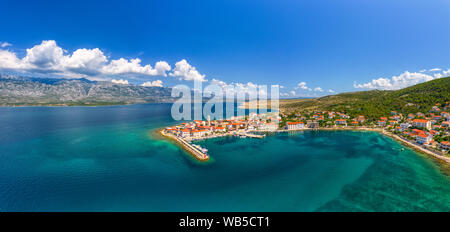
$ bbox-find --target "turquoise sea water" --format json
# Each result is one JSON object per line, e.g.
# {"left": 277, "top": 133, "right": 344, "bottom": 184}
{"left": 0, "top": 104, "right": 449, "bottom": 211}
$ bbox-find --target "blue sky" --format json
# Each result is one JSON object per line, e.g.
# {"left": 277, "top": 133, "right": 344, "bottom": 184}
{"left": 1, "top": 0, "right": 449, "bottom": 97}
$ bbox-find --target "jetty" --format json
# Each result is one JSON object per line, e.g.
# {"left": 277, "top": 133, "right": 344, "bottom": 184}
{"left": 160, "top": 130, "right": 209, "bottom": 161}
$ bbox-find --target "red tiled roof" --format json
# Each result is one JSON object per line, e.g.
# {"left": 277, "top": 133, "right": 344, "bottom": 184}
{"left": 412, "top": 129, "right": 425, "bottom": 134}
{"left": 413, "top": 119, "right": 428, "bottom": 123}
{"left": 287, "top": 122, "right": 304, "bottom": 125}
{"left": 417, "top": 133, "right": 429, "bottom": 138}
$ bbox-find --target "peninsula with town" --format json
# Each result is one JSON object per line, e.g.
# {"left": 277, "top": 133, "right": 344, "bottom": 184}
{"left": 160, "top": 77, "right": 450, "bottom": 165}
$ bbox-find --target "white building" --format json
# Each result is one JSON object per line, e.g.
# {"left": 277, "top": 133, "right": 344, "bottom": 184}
{"left": 440, "top": 141, "right": 450, "bottom": 150}
{"left": 260, "top": 122, "right": 278, "bottom": 131}
{"left": 412, "top": 119, "right": 431, "bottom": 130}
{"left": 400, "top": 123, "right": 411, "bottom": 130}
{"left": 416, "top": 133, "right": 432, "bottom": 144}
{"left": 191, "top": 129, "right": 207, "bottom": 138}
{"left": 335, "top": 119, "right": 347, "bottom": 126}
{"left": 286, "top": 122, "right": 305, "bottom": 130}
{"left": 181, "top": 129, "right": 191, "bottom": 137}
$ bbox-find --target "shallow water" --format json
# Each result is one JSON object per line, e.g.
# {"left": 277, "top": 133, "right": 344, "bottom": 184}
{"left": 0, "top": 104, "right": 448, "bottom": 211}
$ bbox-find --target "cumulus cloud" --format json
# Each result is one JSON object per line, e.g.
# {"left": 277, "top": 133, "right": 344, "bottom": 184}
{"left": 0, "top": 49, "right": 24, "bottom": 69}
{"left": 295, "top": 82, "right": 312, "bottom": 91}
{"left": 103, "top": 58, "right": 170, "bottom": 76}
{"left": 111, "top": 79, "right": 129, "bottom": 85}
{"left": 169, "top": 59, "right": 206, "bottom": 82}
{"left": 314, "top": 87, "right": 323, "bottom": 92}
{"left": 429, "top": 68, "right": 441, "bottom": 72}
{"left": 328, "top": 89, "right": 335, "bottom": 93}
{"left": 0, "top": 40, "right": 176, "bottom": 79}
{"left": 208, "top": 79, "right": 271, "bottom": 97}
{"left": 443, "top": 69, "right": 450, "bottom": 76}
{"left": 210, "top": 78, "right": 228, "bottom": 88}
{"left": 141, "top": 80, "right": 163, "bottom": 87}
{"left": 63, "top": 48, "right": 108, "bottom": 75}
{"left": 0, "top": 42, "right": 12, "bottom": 48}
{"left": 353, "top": 70, "right": 445, "bottom": 90}
{"left": 23, "top": 40, "right": 65, "bottom": 69}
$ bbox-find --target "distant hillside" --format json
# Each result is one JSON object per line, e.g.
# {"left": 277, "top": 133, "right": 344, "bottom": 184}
{"left": 281, "top": 77, "right": 450, "bottom": 120}
{"left": 0, "top": 75, "right": 177, "bottom": 106}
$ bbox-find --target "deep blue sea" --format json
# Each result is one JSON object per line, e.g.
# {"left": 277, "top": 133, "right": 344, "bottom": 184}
{"left": 0, "top": 104, "right": 449, "bottom": 211}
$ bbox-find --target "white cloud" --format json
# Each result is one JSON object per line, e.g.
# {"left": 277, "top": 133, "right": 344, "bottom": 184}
{"left": 443, "top": 69, "right": 450, "bottom": 77}
{"left": 0, "top": 49, "right": 24, "bottom": 69}
{"left": 434, "top": 73, "right": 442, "bottom": 79}
{"left": 295, "top": 82, "right": 312, "bottom": 91}
{"left": 0, "top": 40, "right": 177, "bottom": 79}
{"left": 208, "top": 79, "right": 270, "bottom": 97}
{"left": 23, "top": 40, "right": 65, "bottom": 69}
{"left": 141, "top": 80, "right": 163, "bottom": 87}
{"left": 314, "top": 87, "right": 323, "bottom": 92}
{"left": 210, "top": 78, "right": 227, "bottom": 88}
{"left": 290, "top": 90, "right": 296, "bottom": 96}
{"left": 111, "top": 79, "right": 129, "bottom": 85}
{"left": 169, "top": 59, "right": 206, "bottom": 82}
{"left": 353, "top": 70, "right": 444, "bottom": 90}
{"left": 328, "top": 89, "right": 335, "bottom": 93}
{"left": 0, "top": 42, "right": 12, "bottom": 48}
{"left": 103, "top": 58, "right": 170, "bottom": 76}
{"left": 63, "top": 48, "right": 108, "bottom": 75}
{"left": 429, "top": 68, "right": 441, "bottom": 72}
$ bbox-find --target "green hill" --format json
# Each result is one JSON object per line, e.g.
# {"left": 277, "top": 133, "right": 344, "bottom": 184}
{"left": 281, "top": 77, "right": 450, "bottom": 120}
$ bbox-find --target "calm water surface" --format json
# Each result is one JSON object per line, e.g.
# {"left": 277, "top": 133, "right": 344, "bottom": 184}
{"left": 0, "top": 104, "right": 448, "bottom": 211}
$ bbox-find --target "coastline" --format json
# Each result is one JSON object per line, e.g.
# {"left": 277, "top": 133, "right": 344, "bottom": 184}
{"left": 157, "top": 126, "right": 450, "bottom": 168}
{"left": 302, "top": 127, "right": 450, "bottom": 166}
{"left": 380, "top": 130, "right": 450, "bottom": 166}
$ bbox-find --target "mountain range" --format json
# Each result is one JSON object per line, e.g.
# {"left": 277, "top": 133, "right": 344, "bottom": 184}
{"left": 0, "top": 75, "right": 177, "bottom": 106}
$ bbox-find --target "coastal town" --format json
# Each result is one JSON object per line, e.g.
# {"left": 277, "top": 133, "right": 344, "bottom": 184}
{"left": 161, "top": 102, "right": 450, "bottom": 162}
